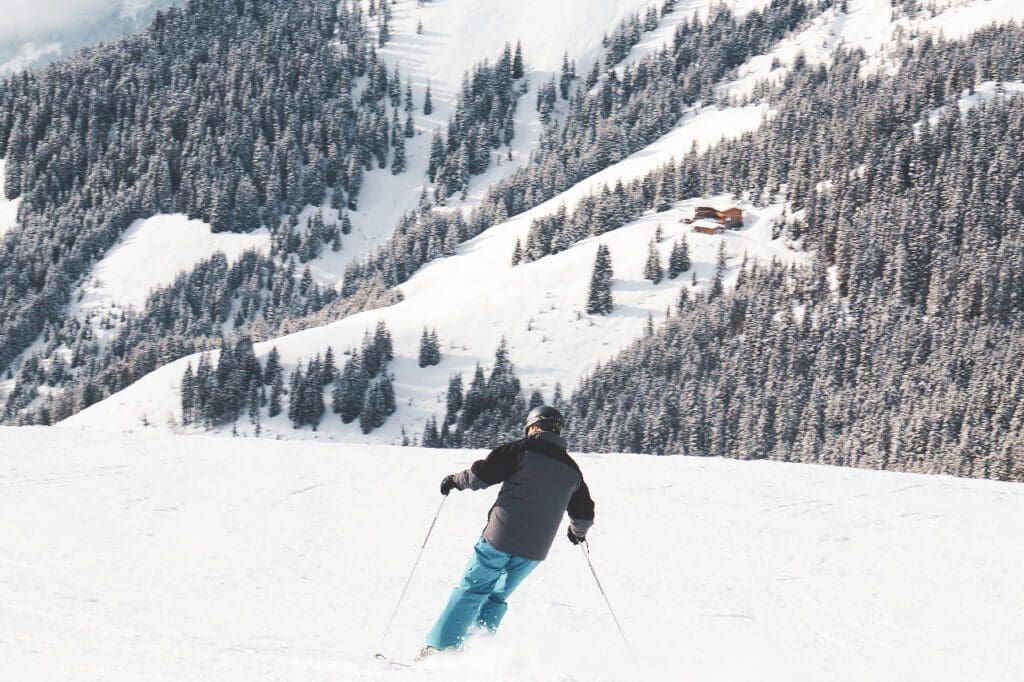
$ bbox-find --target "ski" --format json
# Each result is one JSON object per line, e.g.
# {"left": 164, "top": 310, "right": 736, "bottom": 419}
{"left": 374, "top": 652, "right": 413, "bottom": 669}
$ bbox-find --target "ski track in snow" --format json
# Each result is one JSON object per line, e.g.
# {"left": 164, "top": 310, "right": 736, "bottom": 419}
{"left": 1, "top": 427, "right": 1022, "bottom": 681}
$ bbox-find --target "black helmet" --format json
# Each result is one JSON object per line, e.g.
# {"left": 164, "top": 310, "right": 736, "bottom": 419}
{"left": 525, "top": 405, "right": 564, "bottom": 435}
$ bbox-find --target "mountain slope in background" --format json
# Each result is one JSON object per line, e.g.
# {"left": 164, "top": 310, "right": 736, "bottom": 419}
{"left": 65, "top": 0, "right": 1024, "bottom": 448}
{"left": 2, "top": 426, "right": 1022, "bottom": 681}
{"left": 3, "top": 0, "right": 1024, "bottom": 480}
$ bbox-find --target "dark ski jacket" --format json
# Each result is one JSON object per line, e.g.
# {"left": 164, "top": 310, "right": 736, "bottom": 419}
{"left": 450, "top": 432, "right": 595, "bottom": 561}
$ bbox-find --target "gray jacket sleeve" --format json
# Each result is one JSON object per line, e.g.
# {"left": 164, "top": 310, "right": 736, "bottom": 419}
{"left": 567, "top": 479, "right": 595, "bottom": 536}
{"left": 451, "top": 441, "right": 523, "bottom": 491}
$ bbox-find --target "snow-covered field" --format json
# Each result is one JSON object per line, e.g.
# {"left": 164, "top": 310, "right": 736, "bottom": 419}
{"left": 1, "top": 427, "right": 1022, "bottom": 681}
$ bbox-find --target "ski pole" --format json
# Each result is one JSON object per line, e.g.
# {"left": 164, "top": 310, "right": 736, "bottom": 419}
{"left": 580, "top": 540, "right": 639, "bottom": 673}
{"left": 378, "top": 495, "right": 447, "bottom": 650}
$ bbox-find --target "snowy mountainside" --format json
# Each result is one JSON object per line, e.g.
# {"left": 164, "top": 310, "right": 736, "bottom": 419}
{"left": 55, "top": 0, "right": 778, "bottom": 434}
{"left": 302, "top": 0, "right": 738, "bottom": 285}
{"left": 12, "top": 0, "right": 1024, "bottom": 446}
{"left": 722, "top": 0, "right": 1024, "bottom": 97}
{"left": 66, "top": 112, "right": 792, "bottom": 440}
{"left": 1, "top": 426, "right": 1022, "bottom": 681}
{"left": 65, "top": 0, "right": 1024, "bottom": 442}
{"left": 69, "top": 215, "right": 270, "bottom": 341}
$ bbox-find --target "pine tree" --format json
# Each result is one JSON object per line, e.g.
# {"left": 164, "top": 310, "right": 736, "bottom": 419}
{"left": 181, "top": 363, "right": 196, "bottom": 425}
{"left": 335, "top": 353, "right": 367, "bottom": 423}
{"left": 668, "top": 237, "right": 690, "bottom": 279}
{"left": 552, "top": 382, "right": 563, "bottom": 407}
{"left": 709, "top": 241, "right": 726, "bottom": 299}
{"left": 248, "top": 381, "right": 261, "bottom": 425}
{"left": 445, "top": 373, "right": 464, "bottom": 424}
{"left": 559, "top": 52, "right": 574, "bottom": 99}
{"left": 423, "top": 80, "right": 433, "bottom": 115}
{"left": 512, "top": 41, "right": 524, "bottom": 79}
{"left": 392, "top": 132, "right": 406, "bottom": 174}
{"left": 418, "top": 327, "right": 433, "bottom": 367}
{"left": 269, "top": 371, "right": 283, "bottom": 418}
{"left": 428, "top": 128, "right": 445, "bottom": 181}
{"left": 322, "top": 347, "right": 337, "bottom": 385}
{"left": 418, "top": 327, "right": 441, "bottom": 367}
{"left": 379, "top": 371, "right": 396, "bottom": 416}
{"left": 297, "top": 369, "right": 325, "bottom": 430}
{"left": 644, "top": 238, "right": 663, "bottom": 284}
{"left": 586, "top": 244, "right": 614, "bottom": 315}
{"left": 423, "top": 416, "right": 440, "bottom": 447}
{"left": 360, "top": 382, "right": 381, "bottom": 433}
{"left": 511, "top": 237, "right": 523, "bottom": 266}
{"left": 288, "top": 363, "right": 303, "bottom": 425}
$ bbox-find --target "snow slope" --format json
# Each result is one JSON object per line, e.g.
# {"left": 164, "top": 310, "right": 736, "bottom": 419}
{"left": 66, "top": 102, "right": 787, "bottom": 439}
{"left": 1, "top": 427, "right": 1022, "bottom": 681}
{"left": 917, "top": 81, "right": 1024, "bottom": 131}
{"left": 722, "top": 0, "right": 1024, "bottom": 98}
{"left": 62, "top": 0, "right": 1024, "bottom": 439}
{"left": 72, "top": 214, "right": 269, "bottom": 316}
{"left": 304, "top": 0, "right": 695, "bottom": 283}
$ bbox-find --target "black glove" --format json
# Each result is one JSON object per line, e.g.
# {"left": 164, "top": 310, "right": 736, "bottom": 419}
{"left": 567, "top": 527, "right": 586, "bottom": 545}
{"left": 440, "top": 474, "right": 457, "bottom": 496}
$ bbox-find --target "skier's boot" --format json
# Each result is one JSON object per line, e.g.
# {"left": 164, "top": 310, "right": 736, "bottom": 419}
{"left": 415, "top": 646, "right": 438, "bottom": 662}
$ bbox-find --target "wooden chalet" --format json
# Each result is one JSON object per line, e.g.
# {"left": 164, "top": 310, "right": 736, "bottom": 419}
{"left": 684, "top": 205, "right": 745, "bottom": 233}
{"left": 719, "top": 207, "right": 744, "bottom": 228}
{"left": 692, "top": 219, "right": 722, "bottom": 235}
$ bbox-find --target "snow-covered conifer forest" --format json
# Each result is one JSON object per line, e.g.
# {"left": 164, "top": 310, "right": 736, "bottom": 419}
{"left": 3, "top": 0, "right": 1023, "bottom": 480}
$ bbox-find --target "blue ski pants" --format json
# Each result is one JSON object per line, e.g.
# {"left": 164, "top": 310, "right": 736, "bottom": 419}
{"left": 426, "top": 537, "right": 540, "bottom": 649}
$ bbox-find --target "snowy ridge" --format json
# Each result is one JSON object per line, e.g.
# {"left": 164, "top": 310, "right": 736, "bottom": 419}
{"left": 2, "top": 427, "right": 1022, "bottom": 681}
{"left": 722, "top": 0, "right": 1024, "bottom": 99}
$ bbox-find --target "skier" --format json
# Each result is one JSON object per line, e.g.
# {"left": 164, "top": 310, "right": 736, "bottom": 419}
{"left": 420, "top": 405, "right": 595, "bottom": 658}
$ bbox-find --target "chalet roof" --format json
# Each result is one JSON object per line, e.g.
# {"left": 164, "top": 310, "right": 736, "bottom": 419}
{"left": 693, "top": 218, "right": 722, "bottom": 229}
